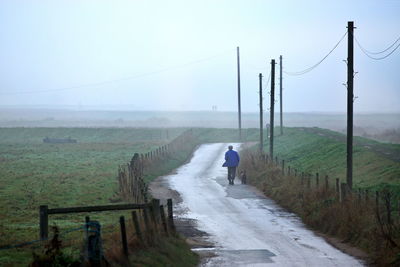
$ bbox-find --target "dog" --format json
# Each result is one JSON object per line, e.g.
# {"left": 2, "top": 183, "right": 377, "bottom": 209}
{"left": 240, "top": 170, "right": 247, "bottom": 184}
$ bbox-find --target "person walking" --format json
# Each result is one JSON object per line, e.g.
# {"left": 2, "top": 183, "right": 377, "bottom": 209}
{"left": 223, "top": 145, "right": 240, "bottom": 185}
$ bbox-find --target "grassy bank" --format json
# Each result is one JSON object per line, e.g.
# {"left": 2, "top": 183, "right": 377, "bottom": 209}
{"left": 263, "top": 127, "right": 400, "bottom": 193}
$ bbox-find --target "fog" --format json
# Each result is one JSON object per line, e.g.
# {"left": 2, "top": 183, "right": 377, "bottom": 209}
{"left": 0, "top": 0, "right": 399, "bottom": 113}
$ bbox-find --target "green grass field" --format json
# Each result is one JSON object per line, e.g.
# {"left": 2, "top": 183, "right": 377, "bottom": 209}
{"left": 0, "top": 127, "right": 187, "bottom": 265}
{"left": 262, "top": 127, "right": 400, "bottom": 192}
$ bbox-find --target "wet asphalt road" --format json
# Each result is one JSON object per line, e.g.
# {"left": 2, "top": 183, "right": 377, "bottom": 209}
{"left": 165, "top": 143, "right": 364, "bottom": 266}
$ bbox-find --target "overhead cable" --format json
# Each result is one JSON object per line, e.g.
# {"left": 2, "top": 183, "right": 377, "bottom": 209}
{"left": 354, "top": 35, "right": 400, "bottom": 60}
{"left": 1, "top": 49, "right": 232, "bottom": 95}
{"left": 283, "top": 32, "right": 347, "bottom": 76}
{"left": 355, "top": 35, "right": 400, "bottom": 55}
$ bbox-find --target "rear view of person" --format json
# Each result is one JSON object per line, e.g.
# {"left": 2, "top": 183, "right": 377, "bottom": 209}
{"left": 223, "top": 145, "right": 240, "bottom": 185}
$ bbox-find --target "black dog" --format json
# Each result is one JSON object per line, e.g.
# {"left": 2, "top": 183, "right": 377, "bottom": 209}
{"left": 240, "top": 170, "right": 247, "bottom": 184}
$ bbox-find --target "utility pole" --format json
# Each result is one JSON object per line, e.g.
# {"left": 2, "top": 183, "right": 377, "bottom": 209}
{"left": 259, "top": 73, "right": 263, "bottom": 152}
{"left": 269, "top": 59, "right": 275, "bottom": 159}
{"left": 346, "top": 21, "right": 354, "bottom": 190}
{"left": 237, "top": 46, "right": 242, "bottom": 140}
{"left": 279, "top": 55, "right": 283, "bottom": 135}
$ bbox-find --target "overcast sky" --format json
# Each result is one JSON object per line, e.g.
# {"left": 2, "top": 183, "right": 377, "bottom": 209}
{"left": 0, "top": 0, "right": 399, "bottom": 112}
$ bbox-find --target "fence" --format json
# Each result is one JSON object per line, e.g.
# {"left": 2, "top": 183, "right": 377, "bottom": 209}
{"left": 2, "top": 198, "right": 176, "bottom": 266}
{"left": 118, "top": 129, "right": 195, "bottom": 203}
{"left": 240, "top": 150, "right": 400, "bottom": 263}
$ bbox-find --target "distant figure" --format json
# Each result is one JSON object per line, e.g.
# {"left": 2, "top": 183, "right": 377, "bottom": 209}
{"left": 223, "top": 145, "right": 240, "bottom": 185}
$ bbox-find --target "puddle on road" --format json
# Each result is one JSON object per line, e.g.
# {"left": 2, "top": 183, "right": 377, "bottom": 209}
{"left": 195, "top": 249, "right": 276, "bottom": 266}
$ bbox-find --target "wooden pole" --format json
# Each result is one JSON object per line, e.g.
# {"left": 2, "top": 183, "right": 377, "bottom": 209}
{"left": 346, "top": 21, "right": 354, "bottom": 190}
{"left": 131, "top": 211, "right": 143, "bottom": 242}
{"left": 159, "top": 205, "right": 169, "bottom": 235}
{"left": 259, "top": 73, "right": 263, "bottom": 152}
{"left": 269, "top": 59, "right": 275, "bottom": 159}
{"left": 167, "top": 199, "right": 175, "bottom": 232}
{"left": 119, "top": 216, "right": 128, "bottom": 256}
{"left": 39, "top": 205, "right": 48, "bottom": 240}
{"left": 279, "top": 55, "right": 283, "bottom": 135}
{"left": 237, "top": 46, "right": 242, "bottom": 140}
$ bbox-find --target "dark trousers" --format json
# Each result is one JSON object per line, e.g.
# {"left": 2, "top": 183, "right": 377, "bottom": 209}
{"left": 227, "top": 167, "right": 237, "bottom": 184}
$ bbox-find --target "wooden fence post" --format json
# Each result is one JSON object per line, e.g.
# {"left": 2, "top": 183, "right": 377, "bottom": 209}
{"left": 325, "top": 175, "right": 329, "bottom": 191}
{"left": 119, "top": 216, "right": 128, "bottom": 256}
{"left": 385, "top": 192, "right": 392, "bottom": 224}
{"left": 143, "top": 206, "right": 152, "bottom": 239}
{"left": 281, "top": 160, "right": 285, "bottom": 175}
{"left": 131, "top": 211, "right": 143, "bottom": 242}
{"left": 340, "top": 183, "right": 347, "bottom": 202}
{"left": 167, "top": 199, "right": 175, "bottom": 232}
{"left": 294, "top": 169, "right": 297, "bottom": 177}
{"left": 152, "top": 199, "right": 160, "bottom": 223}
{"left": 39, "top": 205, "right": 49, "bottom": 240}
{"left": 159, "top": 205, "right": 169, "bottom": 235}
{"left": 365, "top": 189, "right": 369, "bottom": 202}
{"left": 301, "top": 172, "right": 304, "bottom": 186}
{"left": 336, "top": 178, "right": 340, "bottom": 199}
{"left": 288, "top": 165, "right": 291, "bottom": 176}
{"left": 307, "top": 174, "right": 311, "bottom": 189}
{"left": 316, "top": 173, "right": 319, "bottom": 188}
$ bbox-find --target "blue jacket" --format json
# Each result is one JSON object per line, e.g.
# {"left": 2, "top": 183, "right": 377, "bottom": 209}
{"left": 224, "top": 150, "right": 240, "bottom": 167}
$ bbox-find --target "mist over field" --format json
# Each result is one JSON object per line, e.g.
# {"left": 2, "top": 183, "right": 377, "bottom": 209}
{"left": 1, "top": 108, "right": 399, "bottom": 143}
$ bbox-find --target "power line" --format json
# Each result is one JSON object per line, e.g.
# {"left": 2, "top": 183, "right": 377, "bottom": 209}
{"left": 283, "top": 32, "right": 347, "bottom": 76}
{"left": 1, "top": 50, "right": 233, "bottom": 96}
{"left": 354, "top": 35, "right": 400, "bottom": 60}
{"left": 355, "top": 35, "right": 400, "bottom": 55}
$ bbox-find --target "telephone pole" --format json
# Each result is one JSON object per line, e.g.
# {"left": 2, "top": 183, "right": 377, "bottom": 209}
{"left": 346, "top": 22, "right": 354, "bottom": 190}
{"left": 269, "top": 59, "right": 275, "bottom": 159}
{"left": 237, "top": 47, "right": 242, "bottom": 140}
{"left": 279, "top": 55, "right": 283, "bottom": 135}
{"left": 259, "top": 73, "right": 263, "bottom": 152}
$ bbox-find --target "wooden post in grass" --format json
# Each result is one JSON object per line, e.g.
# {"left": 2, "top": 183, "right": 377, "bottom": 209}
{"left": 281, "top": 160, "right": 285, "bottom": 175}
{"left": 335, "top": 179, "right": 340, "bottom": 199}
{"left": 149, "top": 206, "right": 158, "bottom": 234}
{"left": 325, "top": 175, "right": 329, "bottom": 191}
{"left": 365, "top": 189, "right": 369, "bottom": 202}
{"left": 301, "top": 172, "right": 304, "bottom": 186}
{"left": 275, "top": 156, "right": 278, "bottom": 165}
{"left": 152, "top": 199, "right": 161, "bottom": 223}
{"left": 288, "top": 165, "right": 291, "bottom": 176}
{"left": 307, "top": 175, "right": 311, "bottom": 189}
{"left": 167, "top": 199, "right": 175, "bottom": 232}
{"left": 315, "top": 173, "right": 319, "bottom": 188}
{"left": 340, "top": 183, "right": 347, "bottom": 202}
{"left": 131, "top": 211, "right": 143, "bottom": 242}
{"left": 294, "top": 169, "right": 297, "bottom": 177}
{"left": 159, "top": 205, "right": 169, "bottom": 235}
{"left": 39, "top": 205, "right": 49, "bottom": 240}
{"left": 119, "top": 216, "right": 128, "bottom": 256}
{"left": 143, "top": 206, "right": 152, "bottom": 238}
{"left": 385, "top": 192, "right": 392, "bottom": 224}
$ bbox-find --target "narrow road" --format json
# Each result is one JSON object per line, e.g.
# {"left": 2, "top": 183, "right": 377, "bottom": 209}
{"left": 166, "top": 143, "right": 363, "bottom": 266}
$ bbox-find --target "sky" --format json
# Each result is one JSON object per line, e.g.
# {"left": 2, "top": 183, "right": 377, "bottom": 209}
{"left": 0, "top": 0, "right": 399, "bottom": 113}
